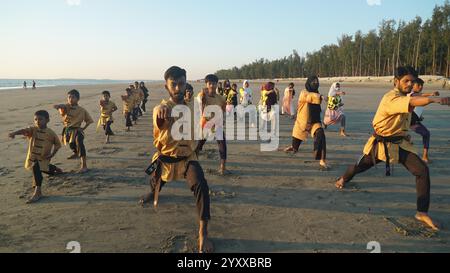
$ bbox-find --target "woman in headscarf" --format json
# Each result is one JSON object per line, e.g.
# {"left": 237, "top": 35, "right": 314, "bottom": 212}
{"left": 323, "top": 82, "right": 347, "bottom": 137}
{"left": 282, "top": 82, "right": 296, "bottom": 118}
{"left": 283, "top": 76, "right": 330, "bottom": 170}
{"left": 239, "top": 80, "right": 253, "bottom": 107}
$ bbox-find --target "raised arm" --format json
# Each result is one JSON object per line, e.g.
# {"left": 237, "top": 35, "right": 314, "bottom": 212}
{"left": 410, "top": 96, "right": 450, "bottom": 107}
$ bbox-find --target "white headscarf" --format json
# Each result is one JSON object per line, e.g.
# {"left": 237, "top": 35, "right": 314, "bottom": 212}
{"left": 241, "top": 80, "right": 252, "bottom": 106}
{"left": 328, "top": 82, "right": 341, "bottom": 97}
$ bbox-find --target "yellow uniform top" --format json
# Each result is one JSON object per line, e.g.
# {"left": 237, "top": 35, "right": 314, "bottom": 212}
{"left": 292, "top": 90, "right": 322, "bottom": 141}
{"left": 152, "top": 99, "right": 198, "bottom": 182}
{"left": 61, "top": 104, "right": 94, "bottom": 128}
{"left": 199, "top": 91, "right": 226, "bottom": 109}
{"left": 363, "top": 88, "right": 416, "bottom": 163}
{"left": 122, "top": 95, "right": 135, "bottom": 114}
{"left": 133, "top": 89, "right": 143, "bottom": 105}
{"left": 100, "top": 101, "right": 117, "bottom": 125}
{"left": 24, "top": 127, "right": 61, "bottom": 172}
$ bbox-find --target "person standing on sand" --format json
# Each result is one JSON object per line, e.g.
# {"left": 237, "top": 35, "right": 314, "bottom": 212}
{"left": 139, "top": 82, "right": 149, "bottom": 113}
{"left": 335, "top": 66, "right": 450, "bottom": 231}
{"left": 216, "top": 81, "right": 224, "bottom": 96}
{"left": 282, "top": 82, "right": 296, "bottom": 118}
{"left": 54, "top": 90, "right": 94, "bottom": 174}
{"left": 323, "top": 82, "right": 348, "bottom": 137}
{"left": 134, "top": 81, "right": 145, "bottom": 117}
{"left": 283, "top": 76, "right": 330, "bottom": 170}
{"left": 409, "top": 78, "right": 440, "bottom": 163}
{"left": 23, "top": 81, "right": 27, "bottom": 89}
{"left": 32, "top": 81, "right": 36, "bottom": 90}
{"left": 121, "top": 88, "right": 135, "bottom": 132}
{"left": 239, "top": 80, "right": 256, "bottom": 128}
{"left": 139, "top": 66, "right": 213, "bottom": 253}
{"left": 98, "top": 91, "right": 118, "bottom": 144}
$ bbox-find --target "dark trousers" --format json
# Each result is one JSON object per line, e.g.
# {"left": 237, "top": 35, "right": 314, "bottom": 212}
{"left": 342, "top": 148, "right": 430, "bottom": 213}
{"left": 132, "top": 107, "right": 139, "bottom": 121}
{"left": 32, "top": 162, "right": 58, "bottom": 188}
{"left": 292, "top": 128, "right": 327, "bottom": 160}
{"left": 69, "top": 131, "right": 86, "bottom": 157}
{"left": 141, "top": 98, "right": 148, "bottom": 112}
{"left": 151, "top": 161, "right": 211, "bottom": 221}
{"left": 198, "top": 134, "right": 227, "bottom": 160}
{"left": 103, "top": 121, "right": 114, "bottom": 136}
{"left": 411, "top": 123, "right": 430, "bottom": 149}
{"left": 125, "top": 112, "right": 133, "bottom": 127}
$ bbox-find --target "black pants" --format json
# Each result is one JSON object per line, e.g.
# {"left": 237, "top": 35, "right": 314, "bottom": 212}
{"left": 137, "top": 106, "right": 143, "bottom": 117}
{"left": 342, "top": 148, "right": 430, "bottom": 213}
{"left": 69, "top": 131, "right": 86, "bottom": 157}
{"left": 32, "top": 162, "right": 58, "bottom": 188}
{"left": 292, "top": 128, "right": 326, "bottom": 160}
{"left": 141, "top": 98, "right": 148, "bottom": 112}
{"left": 132, "top": 107, "right": 139, "bottom": 121}
{"left": 198, "top": 134, "right": 227, "bottom": 160}
{"left": 151, "top": 161, "right": 211, "bottom": 221}
{"left": 125, "top": 112, "right": 133, "bottom": 127}
{"left": 103, "top": 121, "right": 114, "bottom": 136}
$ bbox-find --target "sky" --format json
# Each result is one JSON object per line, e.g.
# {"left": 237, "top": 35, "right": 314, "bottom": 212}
{"left": 0, "top": 0, "right": 447, "bottom": 80}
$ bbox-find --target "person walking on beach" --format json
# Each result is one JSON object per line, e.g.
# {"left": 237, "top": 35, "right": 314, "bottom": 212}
{"left": 282, "top": 82, "right": 296, "bottom": 118}
{"left": 283, "top": 76, "right": 330, "bottom": 170}
{"left": 23, "top": 81, "right": 27, "bottom": 89}
{"left": 323, "top": 82, "right": 348, "bottom": 137}
{"left": 139, "top": 66, "right": 214, "bottom": 253}
{"left": 335, "top": 66, "right": 450, "bottom": 231}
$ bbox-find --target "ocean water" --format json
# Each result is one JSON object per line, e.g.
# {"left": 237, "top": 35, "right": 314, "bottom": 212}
{"left": 0, "top": 79, "right": 135, "bottom": 90}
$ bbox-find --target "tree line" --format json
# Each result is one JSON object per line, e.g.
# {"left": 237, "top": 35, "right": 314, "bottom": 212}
{"left": 216, "top": 1, "right": 450, "bottom": 79}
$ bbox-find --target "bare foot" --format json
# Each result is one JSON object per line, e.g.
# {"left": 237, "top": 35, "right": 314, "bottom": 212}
{"left": 198, "top": 234, "right": 214, "bottom": 253}
{"left": 335, "top": 177, "right": 346, "bottom": 189}
{"left": 340, "top": 132, "right": 349, "bottom": 137}
{"left": 139, "top": 193, "right": 153, "bottom": 207}
{"left": 415, "top": 212, "right": 440, "bottom": 231}
{"left": 67, "top": 154, "right": 78, "bottom": 160}
{"left": 26, "top": 192, "right": 42, "bottom": 204}
{"left": 320, "top": 161, "right": 331, "bottom": 170}
{"left": 422, "top": 158, "right": 430, "bottom": 164}
{"left": 283, "top": 146, "right": 294, "bottom": 153}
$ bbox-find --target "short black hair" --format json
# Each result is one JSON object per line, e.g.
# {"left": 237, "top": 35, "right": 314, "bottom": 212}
{"left": 289, "top": 82, "right": 295, "bottom": 87}
{"left": 414, "top": 78, "right": 425, "bottom": 86}
{"left": 68, "top": 89, "right": 80, "bottom": 99}
{"left": 205, "top": 74, "right": 219, "bottom": 84}
{"left": 126, "top": 88, "right": 132, "bottom": 93}
{"left": 164, "top": 66, "right": 187, "bottom": 81}
{"left": 232, "top": 83, "right": 237, "bottom": 88}
{"left": 186, "top": 83, "right": 194, "bottom": 91}
{"left": 395, "top": 66, "right": 418, "bottom": 80}
{"left": 102, "top": 90, "right": 111, "bottom": 97}
{"left": 35, "top": 110, "right": 50, "bottom": 120}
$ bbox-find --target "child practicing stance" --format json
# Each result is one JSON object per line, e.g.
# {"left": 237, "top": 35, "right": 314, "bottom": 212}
{"left": 54, "top": 89, "right": 94, "bottom": 173}
{"left": 121, "top": 88, "right": 135, "bottom": 132}
{"left": 9, "top": 110, "right": 63, "bottom": 204}
{"left": 98, "top": 90, "right": 118, "bottom": 144}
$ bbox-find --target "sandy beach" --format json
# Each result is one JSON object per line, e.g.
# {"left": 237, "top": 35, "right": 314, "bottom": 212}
{"left": 0, "top": 80, "right": 449, "bottom": 253}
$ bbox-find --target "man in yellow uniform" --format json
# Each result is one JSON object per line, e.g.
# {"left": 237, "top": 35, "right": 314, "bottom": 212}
{"left": 335, "top": 66, "right": 450, "bottom": 231}
{"left": 139, "top": 66, "right": 213, "bottom": 253}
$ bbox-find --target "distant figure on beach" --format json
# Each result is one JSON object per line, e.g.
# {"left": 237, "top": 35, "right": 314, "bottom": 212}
{"left": 335, "top": 66, "right": 450, "bottom": 231}
{"left": 226, "top": 83, "right": 238, "bottom": 117}
{"left": 223, "top": 79, "right": 231, "bottom": 98}
{"left": 98, "top": 91, "right": 118, "bottom": 144}
{"left": 282, "top": 82, "right": 296, "bottom": 118}
{"left": 260, "top": 82, "right": 279, "bottom": 134}
{"left": 129, "top": 84, "right": 140, "bottom": 124}
{"left": 239, "top": 80, "right": 256, "bottom": 127}
{"left": 323, "top": 82, "right": 348, "bottom": 137}
{"left": 185, "top": 83, "right": 194, "bottom": 102}
{"left": 54, "top": 89, "right": 94, "bottom": 174}
{"left": 139, "top": 82, "right": 149, "bottom": 112}
{"left": 8, "top": 110, "right": 63, "bottom": 204}
{"left": 121, "top": 88, "right": 135, "bottom": 131}
{"left": 23, "top": 81, "right": 27, "bottom": 89}
{"left": 216, "top": 81, "right": 224, "bottom": 96}
{"left": 32, "top": 81, "right": 36, "bottom": 90}
{"left": 134, "top": 81, "right": 145, "bottom": 118}
{"left": 283, "top": 76, "right": 330, "bottom": 170}
{"left": 409, "top": 78, "right": 440, "bottom": 163}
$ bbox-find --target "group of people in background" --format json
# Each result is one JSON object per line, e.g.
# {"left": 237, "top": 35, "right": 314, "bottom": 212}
{"left": 22, "top": 80, "right": 36, "bottom": 90}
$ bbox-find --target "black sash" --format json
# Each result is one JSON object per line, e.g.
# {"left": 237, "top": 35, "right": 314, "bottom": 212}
{"left": 372, "top": 134, "right": 405, "bottom": 176}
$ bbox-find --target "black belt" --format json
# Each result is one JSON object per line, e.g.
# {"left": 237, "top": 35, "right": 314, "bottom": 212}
{"left": 372, "top": 134, "right": 405, "bottom": 176}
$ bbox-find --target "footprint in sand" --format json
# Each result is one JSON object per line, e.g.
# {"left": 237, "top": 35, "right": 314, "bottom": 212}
{"left": 0, "top": 168, "right": 14, "bottom": 177}
{"left": 384, "top": 217, "right": 438, "bottom": 238}
{"left": 161, "top": 235, "right": 195, "bottom": 253}
{"left": 209, "top": 189, "right": 236, "bottom": 199}
{"left": 88, "top": 147, "right": 123, "bottom": 155}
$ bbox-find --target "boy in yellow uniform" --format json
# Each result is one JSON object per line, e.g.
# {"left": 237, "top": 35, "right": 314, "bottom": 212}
{"left": 121, "top": 87, "right": 135, "bottom": 131}
{"left": 196, "top": 74, "right": 228, "bottom": 175}
{"left": 284, "top": 76, "right": 329, "bottom": 169}
{"left": 139, "top": 66, "right": 213, "bottom": 253}
{"left": 335, "top": 66, "right": 450, "bottom": 231}
{"left": 98, "top": 90, "right": 118, "bottom": 144}
{"left": 54, "top": 89, "right": 94, "bottom": 173}
{"left": 134, "top": 81, "right": 145, "bottom": 117}
{"left": 9, "top": 110, "right": 63, "bottom": 204}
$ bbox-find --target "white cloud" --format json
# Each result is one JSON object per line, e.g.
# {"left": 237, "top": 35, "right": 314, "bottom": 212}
{"left": 67, "top": 0, "right": 81, "bottom": 6}
{"left": 367, "top": 0, "right": 381, "bottom": 6}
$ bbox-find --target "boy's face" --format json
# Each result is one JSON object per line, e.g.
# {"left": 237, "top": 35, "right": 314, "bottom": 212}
{"left": 68, "top": 94, "right": 79, "bottom": 105}
{"left": 34, "top": 115, "right": 48, "bottom": 129}
{"left": 166, "top": 76, "right": 187, "bottom": 103}
{"left": 413, "top": 83, "right": 423, "bottom": 93}
{"left": 206, "top": 81, "right": 217, "bottom": 96}
{"left": 185, "top": 90, "right": 193, "bottom": 100}
{"left": 232, "top": 85, "right": 237, "bottom": 91}
{"left": 103, "top": 94, "right": 110, "bottom": 101}
{"left": 395, "top": 74, "right": 414, "bottom": 94}
{"left": 245, "top": 82, "right": 249, "bottom": 88}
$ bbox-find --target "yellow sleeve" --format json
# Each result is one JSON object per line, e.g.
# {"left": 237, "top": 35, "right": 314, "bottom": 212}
{"left": 385, "top": 94, "right": 411, "bottom": 115}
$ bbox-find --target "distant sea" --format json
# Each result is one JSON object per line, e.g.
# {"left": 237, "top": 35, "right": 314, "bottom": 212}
{"left": 0, "top": 79, "right": 141, "bottom": 90}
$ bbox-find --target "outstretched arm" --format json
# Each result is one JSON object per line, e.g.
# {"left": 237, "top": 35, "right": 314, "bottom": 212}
{"left": 8, "top": 128, "right": 29, "bottom": 139}
{"left": 410, "top": 96, "right": 450, "bottom": 107}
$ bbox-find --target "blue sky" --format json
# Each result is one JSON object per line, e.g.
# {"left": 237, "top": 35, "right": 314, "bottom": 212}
{"left": 0, "top": 0, "right": 446, "bottom": 80}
